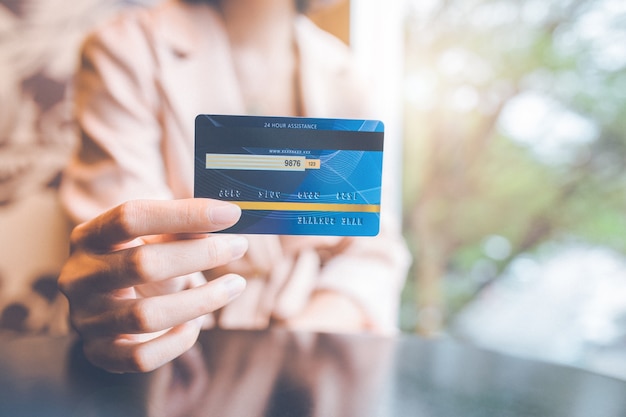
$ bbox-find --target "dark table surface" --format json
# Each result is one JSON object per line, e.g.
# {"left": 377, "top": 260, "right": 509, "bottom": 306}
{"left": 1, "top": 328, "right": 625, "bottom": 417}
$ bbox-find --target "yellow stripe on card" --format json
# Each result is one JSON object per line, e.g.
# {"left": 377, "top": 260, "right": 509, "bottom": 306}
{"left": 231, "top": 201, "right": 380, "bottom": 213}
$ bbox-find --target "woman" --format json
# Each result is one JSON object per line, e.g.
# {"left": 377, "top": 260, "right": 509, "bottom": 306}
{"left": 59, "top": 0, "right": 410, "bottom": 372}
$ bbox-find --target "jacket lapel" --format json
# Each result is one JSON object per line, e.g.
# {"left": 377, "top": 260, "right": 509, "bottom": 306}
{"left": 152, "top": 0, "right": 245, "bottom": 140}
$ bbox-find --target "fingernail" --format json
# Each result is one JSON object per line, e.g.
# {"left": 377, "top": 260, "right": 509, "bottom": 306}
{"left": 228, "top": 236, "right": 248, "bottom": 260}
{"left": 210, "top": 204, "right": 241, "bottom": 225}
{"left": 223, "top": 276, "right": 246, "bottom": 301}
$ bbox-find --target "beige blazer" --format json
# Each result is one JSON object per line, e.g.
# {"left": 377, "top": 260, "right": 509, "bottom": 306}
{"left": 60, "top": 0, "right": 410, "bottom": 332}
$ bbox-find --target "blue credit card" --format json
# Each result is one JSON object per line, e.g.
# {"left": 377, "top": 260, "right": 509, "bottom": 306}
{"left": 194, "top": 114, "right": 384, "bottom": 236}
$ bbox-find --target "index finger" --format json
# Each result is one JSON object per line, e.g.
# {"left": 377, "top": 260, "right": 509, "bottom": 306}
{"left": 71, "top": 198, "right": 241, "bottom": 250}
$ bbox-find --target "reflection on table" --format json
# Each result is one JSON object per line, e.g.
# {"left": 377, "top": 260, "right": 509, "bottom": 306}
{"left": 1, "top": 328, "right": 626, "bottom": 417}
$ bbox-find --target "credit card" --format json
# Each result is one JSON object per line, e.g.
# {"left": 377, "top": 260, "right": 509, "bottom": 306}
{"left": 194, "top": 114, "right": 384, "bottom": 236}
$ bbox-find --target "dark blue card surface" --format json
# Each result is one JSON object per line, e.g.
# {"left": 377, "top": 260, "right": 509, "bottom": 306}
{"left": 194, "top": 115, "right": 384, "bottom": 236}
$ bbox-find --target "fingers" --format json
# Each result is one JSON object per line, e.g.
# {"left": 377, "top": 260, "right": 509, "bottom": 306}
{"left": 71, "top": 199, "right": 241, "bottom": 250}
{"left": 76, "top": 274, "right": 246, "bottom": 373}
{"left": 77, "top": 274, "right": 246, "bottom": 336}
{"left": 83, "top": 320, "right": 203, "bottom": 373}
{"left": 58, "top": 198, "right": 249, "bottom": 373}
{"left": 61, "top": 234, "right": 248, "bottom": 293}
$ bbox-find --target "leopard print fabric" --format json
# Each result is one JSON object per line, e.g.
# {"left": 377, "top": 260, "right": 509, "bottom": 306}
{"left": 0, "top": 0, "right": 155, "bottom": 334}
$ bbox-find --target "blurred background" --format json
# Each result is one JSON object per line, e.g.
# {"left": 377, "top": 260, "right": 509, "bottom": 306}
{"left": 2, "top": 0, "right": 626, "bottom": 380}
{"left": 400, "top": 0, "right": 626, "bottom": 380}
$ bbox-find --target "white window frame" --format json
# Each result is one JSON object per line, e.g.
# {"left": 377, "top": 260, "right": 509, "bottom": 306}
{"left": 350, "top": 1, "right": 406, "bottom": 218}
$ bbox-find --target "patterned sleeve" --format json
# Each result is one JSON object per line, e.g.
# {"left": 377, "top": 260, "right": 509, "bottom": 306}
{"left": 60, "top": 9, "right": 171, "bottom": 224}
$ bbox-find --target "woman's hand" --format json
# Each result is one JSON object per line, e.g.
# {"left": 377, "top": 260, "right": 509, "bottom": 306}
{"left": 58, "top": 198, "right": 248, "bottom": 373}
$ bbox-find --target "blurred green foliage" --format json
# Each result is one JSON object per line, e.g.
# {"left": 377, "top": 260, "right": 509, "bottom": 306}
{"left": 401, "top": 0, "right": 626, "bottom": 332}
